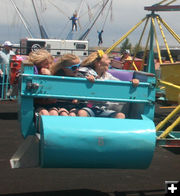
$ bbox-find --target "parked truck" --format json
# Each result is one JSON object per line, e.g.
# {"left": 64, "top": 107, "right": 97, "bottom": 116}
{"left": 20, "top": 38, "right": 88, "bottom": 58}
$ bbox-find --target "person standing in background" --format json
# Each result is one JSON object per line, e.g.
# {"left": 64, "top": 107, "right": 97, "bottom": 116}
{"left": 0, "top": 41, "right": 15, "bottom": 66}
{"left": 120, "top": 49, "right": 132, "bottom": 61}
{"left": 0, "top": 41, "right": 15, "bottom": 98}
{"left": 0, "top": 41, "right": 15, "bottom": 76}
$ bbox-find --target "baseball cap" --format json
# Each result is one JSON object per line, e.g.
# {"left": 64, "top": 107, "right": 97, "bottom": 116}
{"left": 3, "top": 41, "right": 13, "bottom": 47}
{"left": 124, "top": 49, "right": 130, "bottom": 54}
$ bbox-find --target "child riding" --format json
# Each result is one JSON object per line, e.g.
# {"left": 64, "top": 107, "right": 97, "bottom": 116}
{"left": 51, "top": 53, "right": 86, "bottom": 116}
{"left": 77, "top": 50, "right": 139, "bottom": 118}
{"left": 29, "top": 49, "right": 59, "bottom": 116}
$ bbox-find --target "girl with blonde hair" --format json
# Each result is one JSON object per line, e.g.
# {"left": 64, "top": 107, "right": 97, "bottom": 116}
{"left": 29, "top": 49, "right": 59, "bottom": 116}
{"left": 51, "top": 53, "right": 85, "bottom": 116}
{"left": 77, "top": 50, "right": 139, "bottom": 118}
{"left": 51, "top": 53, "right": 80, "bottom": 77}
{"left": 29, "top": 49, "right": 54, "bottom": 75}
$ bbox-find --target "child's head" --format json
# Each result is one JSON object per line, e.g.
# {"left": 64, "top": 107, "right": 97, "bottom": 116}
{"left": 122, "top": 49, "right": 130, "bottom": 58}
{"left": 29, "top": 49, "right": 54, "bottom": 70}
{"left": 51, "top": 54, "right": 80, "bottom": 77}
{"left": 81, "top": 50, "right": 110, "bottom": 73}
{"left": 73, "top": 12, "right": 77, "bottom": 17}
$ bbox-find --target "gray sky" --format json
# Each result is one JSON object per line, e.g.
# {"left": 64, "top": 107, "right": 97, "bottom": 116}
{"left": 0, "top": 0, "right": 180, "bottom": 47}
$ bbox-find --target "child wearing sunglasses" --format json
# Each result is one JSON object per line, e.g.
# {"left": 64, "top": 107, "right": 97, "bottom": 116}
{"left": 51, "top": 54, "right": 85, "bottom": 116}
{"left": 77, "top": 50, "right": 139, "bottom": 118}
{"left": 29, "top": 49, "right": 60, "bottom": 116}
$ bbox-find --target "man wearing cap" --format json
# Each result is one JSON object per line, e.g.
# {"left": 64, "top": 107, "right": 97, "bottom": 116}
{"left": 0, "top": 41, "right": 15, "bottom": 74}
{"left": 0, "top": 41, "right": 15, "bottom": 98}
{"left": 0, "top": 41, "right": 15, "bottom": 65}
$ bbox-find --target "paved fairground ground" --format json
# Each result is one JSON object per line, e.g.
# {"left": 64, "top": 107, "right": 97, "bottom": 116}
{"left": 0, "top": 100, "right": 180, "bottom": 196}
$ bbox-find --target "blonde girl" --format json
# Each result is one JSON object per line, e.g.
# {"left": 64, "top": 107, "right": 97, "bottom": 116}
{"left": 51, "top": 54, "right": 85, "bottom": 116}
{"left": 29, "top": 49, "right": 58, "bottom": 116}
{"left": 77, "top": 50, "right": 139, "bottom": 118}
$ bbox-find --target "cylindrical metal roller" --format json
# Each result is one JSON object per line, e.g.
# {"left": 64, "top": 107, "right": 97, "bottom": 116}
{"left": 40, "top": 115, "right": 156, "bottom": 169}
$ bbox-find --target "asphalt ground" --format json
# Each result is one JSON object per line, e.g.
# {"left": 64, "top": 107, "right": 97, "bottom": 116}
{"left": 0, "top": 101, "right": 180, "bottom": 196}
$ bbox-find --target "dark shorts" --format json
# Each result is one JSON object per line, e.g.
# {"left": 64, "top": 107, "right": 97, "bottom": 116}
{"left": 81, "top": 106, "right": 117, "bottom": 117}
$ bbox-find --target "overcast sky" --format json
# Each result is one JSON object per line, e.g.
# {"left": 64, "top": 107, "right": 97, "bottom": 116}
{"left": 0, "top": 0, "right": 180, "bottom": 47}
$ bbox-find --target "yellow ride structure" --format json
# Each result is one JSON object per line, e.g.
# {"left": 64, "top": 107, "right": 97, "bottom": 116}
{"left": 105, "top": 0, "right": 180, "bottom": 148}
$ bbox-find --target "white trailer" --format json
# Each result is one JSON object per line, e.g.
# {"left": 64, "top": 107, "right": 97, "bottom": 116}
{"left": 20, "top": 38, "right": 88, "bottom": 58}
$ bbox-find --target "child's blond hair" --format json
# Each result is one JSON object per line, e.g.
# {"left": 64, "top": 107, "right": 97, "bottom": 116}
{"left": 51, "top": 54, "right": 79, "bottom": 75}
{"left": 80, "top": 50, "right": 104, "bottom": 68}
{"left": 29, "top": 49, "right": 54, "bottom": 68}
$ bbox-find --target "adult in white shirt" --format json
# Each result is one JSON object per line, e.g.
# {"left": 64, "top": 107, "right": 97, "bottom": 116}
{"left": 0, "top": 41, "right": 15, "bottom": 75}
{"left": 0, "top": 41, "right": 15, "bottom": 97}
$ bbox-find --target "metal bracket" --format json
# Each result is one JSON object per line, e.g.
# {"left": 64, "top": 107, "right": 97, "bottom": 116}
{"left": 26, "top": 82, "right": 40, "bottom": 90}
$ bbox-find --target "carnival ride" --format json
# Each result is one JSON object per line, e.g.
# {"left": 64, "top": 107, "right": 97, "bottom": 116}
{"left": 10, "top": 59, "right": 156, "bottom": 169}
{"left": 8, "top": 0, "right": 111, "bottom": 41}
{"left": 64, "top": 0, "right": 113, "bottom": 41}
{"left": 105, "top": 0, "right": 180, "bottom": 150}
{"left": 10, "top": 0, "right": 180, "bottom": 169}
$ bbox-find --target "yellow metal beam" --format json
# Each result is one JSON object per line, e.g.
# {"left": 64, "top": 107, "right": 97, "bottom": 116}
{"left": 158, "top": 116, "right": 180, "bottom": 138}
{"left": 156, "top": 104, "right": 180, "bottom": 132}
{"left": 157, "top": 0, "right": 169, "bottom": 5}
{"left": 105, "top": 17, "right": 147, "bottom": 54}
{"left": 152, "top": 17, "right": 162, "bottom": 64}
{"left": 131, "top": 61, "right": 139, "bottom": 71}
{"left": 159, "top": 80, "right": 180, "bottom": 90}
{"left": 160, "top": 106, "right": 177, "bottom": 109}
{"left": 159, "top": 17, "right": 180, "bottom": 44}
{"left": 132, "top": 17, "right": 149, "bottom": 70}
{"left": 165, "top": 0, "right": 177, "bottom": 6}
{"left": 156, "top": 16, "right": 174, "bottom": 63}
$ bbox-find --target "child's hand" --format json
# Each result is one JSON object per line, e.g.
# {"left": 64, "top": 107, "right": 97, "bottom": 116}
{"left": 40, "top": 68, "right": 51, "bottom": 75}
{"left": 0, "top": 69, "right": 3, "bottom": 76}
{"left": 15, "top": 72, "right": 20, "bottom": 78}
{"left": 86, "top": 75, "right": 95, "bottom": 83}
{"left": 72, "top": 99, "right": 78, "bottom": 104}
{"left": 131, "top": 79, "right": 139, "bottom": 87}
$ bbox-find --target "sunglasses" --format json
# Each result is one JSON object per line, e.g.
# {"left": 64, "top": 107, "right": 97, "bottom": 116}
{"left": 65, "top": 63, "right": 80, "bottom": 71}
